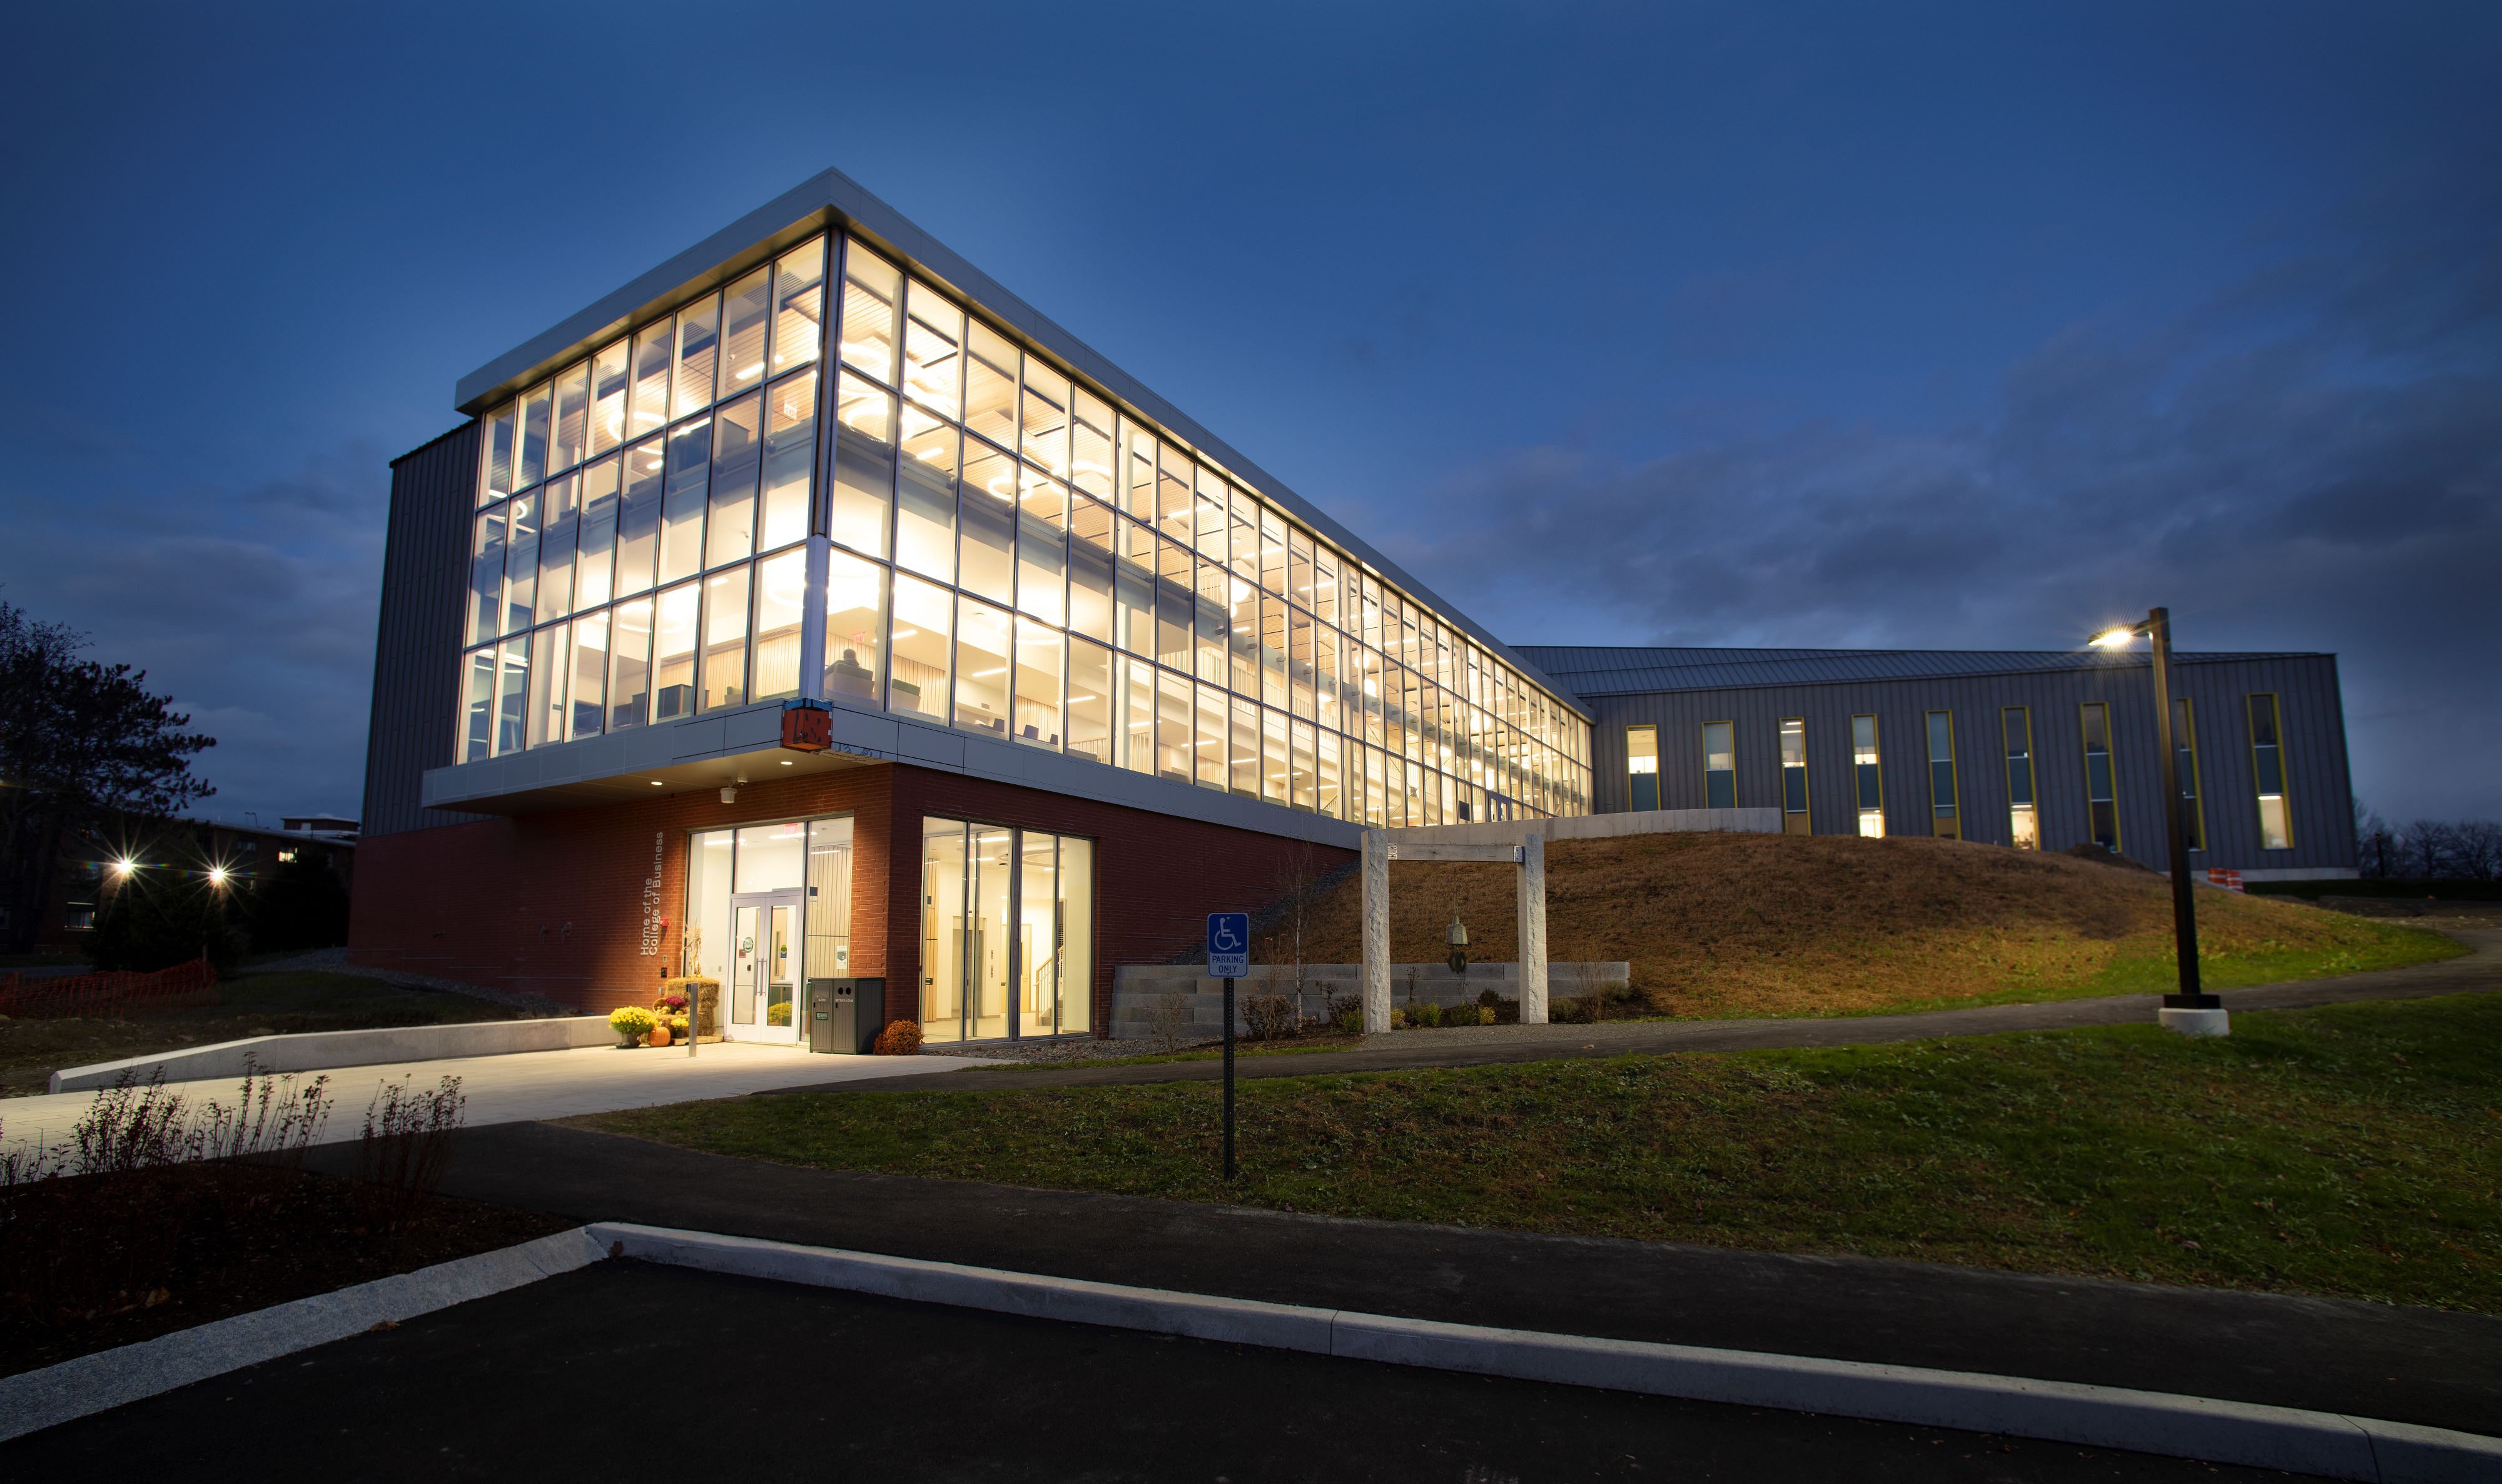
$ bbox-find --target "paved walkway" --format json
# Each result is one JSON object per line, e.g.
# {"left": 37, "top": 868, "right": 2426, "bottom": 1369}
{"left": 0, "top": 1042, "right": 999, "bottom": 1154}
{"left": 793, "top": 929, "right": 2501, "bottom": 1096}
{"left": 301, "top": 1119, "right": 2502, "bottom": 1438}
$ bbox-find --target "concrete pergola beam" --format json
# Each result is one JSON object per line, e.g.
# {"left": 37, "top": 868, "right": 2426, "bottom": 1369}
{"left": 1360, "top": 830, "right": 1547, "bottom": 1033}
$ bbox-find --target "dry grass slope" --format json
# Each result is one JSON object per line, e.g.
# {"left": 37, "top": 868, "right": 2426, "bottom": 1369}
{"left": 1277, "top": 832, "right": 2454, "bottom": 1017}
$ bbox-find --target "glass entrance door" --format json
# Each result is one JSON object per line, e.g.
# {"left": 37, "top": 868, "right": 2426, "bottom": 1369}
{"left": 727, "top": 891, "right": 802, "bottom": 1043}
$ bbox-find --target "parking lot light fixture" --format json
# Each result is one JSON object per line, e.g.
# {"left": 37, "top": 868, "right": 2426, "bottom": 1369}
{"left": 2093, "top": 607, "right": 2226, "bottom": 1037}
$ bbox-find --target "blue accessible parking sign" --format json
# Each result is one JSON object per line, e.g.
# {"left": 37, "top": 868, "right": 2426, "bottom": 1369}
{"left": 1206, "top": 913, "right": 1250, "bottom": 979}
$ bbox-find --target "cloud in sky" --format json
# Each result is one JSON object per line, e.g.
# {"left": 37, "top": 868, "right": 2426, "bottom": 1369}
{"left": 1384, "top": 188, "right": 2502, "bottom": 820}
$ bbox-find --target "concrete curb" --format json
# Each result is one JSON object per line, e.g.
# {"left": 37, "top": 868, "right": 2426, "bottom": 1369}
{"left": 592, "top": 1223, "right": 2502, "bottom": 1484}
{"left": 0, "top": 1226, "right": 602, "bottom": 1443}
{"left": 48, "top": 1017, "right": 617, "bottom": 1093}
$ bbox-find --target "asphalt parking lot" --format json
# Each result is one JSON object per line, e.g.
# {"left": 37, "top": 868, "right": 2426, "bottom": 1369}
{"left": 4, "top": 1260, "right": 2336, "bottom": 1482}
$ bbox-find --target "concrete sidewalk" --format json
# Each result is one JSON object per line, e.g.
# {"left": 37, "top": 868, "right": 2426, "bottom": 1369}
{"left": 801, "top": 929, "right": 2501, "bottom": 1096}
{"left": 1, "top": 1042, "right": 998, "bottom": 1153}
{"left": 305, "top": 1119, "right": 2502, "bottom": 1440}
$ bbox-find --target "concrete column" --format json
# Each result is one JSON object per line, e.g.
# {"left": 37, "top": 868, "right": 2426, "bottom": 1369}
{"left": 798, "top": 536, "right": 831, "bottom": 700}
{"left": 1361, "top": 830, "right": 1390, "bottom": 1033}
{"left": 1517, "top": 833, "right": 1548, "bottom": 1024}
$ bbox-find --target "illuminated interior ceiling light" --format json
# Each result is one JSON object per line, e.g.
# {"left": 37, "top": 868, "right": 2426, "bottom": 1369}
{"left": 780, "top": 760, "right": 793, "bottom": 766}
{"left": 651, "top": 780, "right": 666, "bottom": 786}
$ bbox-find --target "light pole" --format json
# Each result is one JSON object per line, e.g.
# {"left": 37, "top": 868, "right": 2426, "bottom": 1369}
{"left": 2092, "top": 607, "right": 2227, "bottom": 1037}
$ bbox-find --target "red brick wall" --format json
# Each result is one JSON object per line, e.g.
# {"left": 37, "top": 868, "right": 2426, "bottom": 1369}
{"left": 350, "top": 762, "right": 1353, "bottom": 1032}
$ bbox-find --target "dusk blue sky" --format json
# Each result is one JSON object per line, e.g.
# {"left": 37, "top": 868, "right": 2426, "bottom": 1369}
{"left": 4, "top": 3, "right": 2496, "bottom": 827}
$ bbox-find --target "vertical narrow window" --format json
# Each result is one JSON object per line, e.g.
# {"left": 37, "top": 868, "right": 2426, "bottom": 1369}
{"left": 1312, "top": 546, "right": 1340, "bottom": 632}
{"left": 567, "top": 610, "right": 608, "bottom": 741}
{"left": 1070, "top": 388, "right": 1115, "bottom": 501}
{"left": 1017, "top": 470, "right": 1068, "bottom": 627}
{"left": 590, "top": 340, "right": 631, "bottom": 457}
{"left": 1155, "top": 572, "right": 1193, "bottom": 674}
{"left": 502, "top": 488, "right": 539, "bottom": 635}
{"left": 649, "top": 582, "right": 700, "bottom": 723}
{"left": 918, "top": 818, "right": 968, "bottom": 1046}
{"left": 902, "top": 279, "right": 963, "bottom": 421}
{"left": 829, "top": 371, "right": 894, "bottom": 558}
{"left": 838, "top": 241, "right": 900, "bottom": 384}
{"left": 821, "top": 548, "right": 887, "bottom": 707}
{"left": 1066, "top": 497, "right": 1114, "bottom": 644}
{"left": 1056, "top": 835, "right": 1094, "bottom": 1036}
{"left": 517, "top": 381, "right": 552, "bottom": 488}
{"left": 2172, "top": 697, "right": 2204, "bottom": 853}
{"left": 895, "top": 408, "right": 958, "bottom": 581}
{"left": 2249, "top": 694, "right": 2292, "bottom": 849}
{"left": 480, "top": 403, "right": 516, "bottom": 506}
{"left": 607, "top": 596, "right": 653, "bottom": 730}
{"left": 1259, "top": 509, "right": 1287, "bottom": 595}
{"left": 535, "top": 472, "right": 579, "bottom": 621}
{"left": 550, "top": 361, "right": 589, "bottom": 473}
{"left": 1227, "top": 490, "right": 1259, "bottom": 585}
{"left": 769, "top": 237, "right": 826, "bottom": 376}
{"left": 1289, "top": 605, "right": 1317, "bottom": 720}
{"left": 1926, "top": 711, "right": 1960, "bottom": 838}
{"left": 529, "top": 620, "right": 567, "bottom": 749}
{"left": 956, "top": 443, "right": 1016, "bottom": 605}
{"left": 659, "top": 415, "right": 711, "bottom": 585}
{"left": 630, "top": 321, "right": 673, "bottom": 439}
{"left": 759, "top": 368, "right": 818, "bottom": 553}
{"left": 1155, "top": 669, "right": 1193, "bottom": 784}
{"left": 2079, "top": 703, "right": 2119, "bottom": 852}
{"left": 495, "top": 635, "right": 531, "bottom": 756}
{"left": 1193, "top": 682, "right": 1227, "bottom": 789}
{"left": 1113, "top": 550, "right": 1155, "bottom": 660}
{"left": 467, "top": 503, "right": 506, "bottom": 647}
{"left": 1194, "top": 468, "right": 1227, "bottom": 568}
{"left": 1065, "top": 637, "right": 1112, "bottom": 763}
{"left": 1262, "top": 709, "right": 1292, "bottom": 804}
{"left": 1021, "top": 357, "right": 1071, "bottom": 477}
{"left": 953, "top": 597, "right": 1012, "bottom": 737}
{"left": 1314, "top": 623, "right": 1340, "bottom": 734}
{"left": 612, "top": 440, "right": 663, "bottom": 598}
{"left": 887, "top": 573, "right": 951, "bottom": 723}
{"left": 1318, "top": 730, "right": 1344, "bottom": 819}
{"left": 1292, "top": 718, "right": 1319, "bottom": 810}
{"left": 1120, "top": 420, "right": 1157, "bottom": 520}
{"left": 963, "top": 321, "right": 1018, "bottom": 448}
{"left": 460, "top": 647, "right": 495, "bottom": 763}
{"left": 1851, "top": 714, "right": 1884, "bottom": 837}
{"left": 1118, "top": 654, "right": 1156, "bottom": 774}
{"left": 1228, "top": 695, "right": 1260, "bottom": 797}
{"left": 718, "top": 265, "right": 772, "bottom": 396}
{"left": 1155, "top": 442, "right": 1193, "bottom": 548}
{"left": 1013, "top": 617, "right": 1063, "bottom": 749}
{"left": 1779, "top": 719, "right": 1810, "bottom": 834}
{"left": 705, "top": 391, "right": 763, "bottom": 570}
{"left": 672, "top": 293, "right": 721, "bottom": 421}
{"left": 1702, "top": 721, "right": 1736, "bottom": 809}
{"left": 749, "top": 548, "right": 805, "bottom": 702}
{"left": 1192, "top": 559, "right": 1227, "bottom": 684}
{"left": 2002, "top": 707, "right": 2038, "bottom": 849}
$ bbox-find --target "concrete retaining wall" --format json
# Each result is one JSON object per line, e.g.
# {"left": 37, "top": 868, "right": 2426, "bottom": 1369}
{"left": 1382, "top": 808, "right": 1781, "bottom": 847}
{"left": 48, "top": 1016, "right": 618, "bottom": 1094}
{"left": 1110, "top": 962, "right": 1631, "bottom": 1040}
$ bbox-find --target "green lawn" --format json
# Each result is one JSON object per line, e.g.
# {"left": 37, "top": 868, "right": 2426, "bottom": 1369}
{"left": 583, "top": 992, "right": 2502, "bottom": 1312}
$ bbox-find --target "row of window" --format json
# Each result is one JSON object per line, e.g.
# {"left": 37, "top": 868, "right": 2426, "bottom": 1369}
{"left": 1624, "top": 694, "right": 2296, "bottom": 851}
{"left": 464, "top": 231, "right": 1593, "bottom": 817}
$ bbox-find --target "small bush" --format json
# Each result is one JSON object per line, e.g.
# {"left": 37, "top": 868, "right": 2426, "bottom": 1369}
{"left": 1243, "top": 994, "right": 1299, "bottom": 1041}
{"left": 608, "top": 1006, "right": 656, "bottom": 1041}
{"left": 871, "top": 1019, "right": 924, "bottom": 1055}
{"left": 1335, "top": 1007, "right": 1363, "bottom": 1034}
{"left": 1411, "top": 1001, "right": 1444, "bottom": 1028}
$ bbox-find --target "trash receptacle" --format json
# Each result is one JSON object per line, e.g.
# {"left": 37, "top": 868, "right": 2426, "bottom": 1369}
{"left": 807, "top": 978, "right": 886, "bottom": 1054}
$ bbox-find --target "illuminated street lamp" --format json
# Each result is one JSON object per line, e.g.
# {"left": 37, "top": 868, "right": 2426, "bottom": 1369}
{"left": 2091, "top": 607, "right": 2226, "bottom": 1037}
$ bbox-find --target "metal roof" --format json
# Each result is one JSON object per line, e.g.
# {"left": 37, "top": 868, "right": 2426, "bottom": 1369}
{"left": 453, "top": 166, "right": 1588, "bottom": 719}
{"left": 1514, "top": 645, "right": 2329, "bottom": 699}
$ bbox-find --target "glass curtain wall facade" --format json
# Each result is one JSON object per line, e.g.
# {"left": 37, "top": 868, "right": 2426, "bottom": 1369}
{"left": 919, "top": 817, "right": 1093, "bottom": 1044}
{"left": 457, "top": 233, "right": 1593, "bottom": 826}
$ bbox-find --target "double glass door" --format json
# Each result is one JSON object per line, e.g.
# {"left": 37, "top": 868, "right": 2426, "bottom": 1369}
{"left": 729, "top": 891, "right": 801, "bottom": 1042}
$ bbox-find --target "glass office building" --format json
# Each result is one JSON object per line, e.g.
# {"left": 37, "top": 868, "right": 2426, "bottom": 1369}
{"left": 357, "top": 168, "right": 1593, "bottom": 1046}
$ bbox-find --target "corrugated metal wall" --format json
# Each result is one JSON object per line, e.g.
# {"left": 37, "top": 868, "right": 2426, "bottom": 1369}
{"left": 1578, "top": 655, "right": 2356, "bottom": 873}
{"left": 360, "top": 421, "right": 485, "bottom": 837}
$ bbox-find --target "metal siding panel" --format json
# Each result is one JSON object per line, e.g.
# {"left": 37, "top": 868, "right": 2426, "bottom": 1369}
{"left": 360, "top": 422, "right": 487, "bottom": 837}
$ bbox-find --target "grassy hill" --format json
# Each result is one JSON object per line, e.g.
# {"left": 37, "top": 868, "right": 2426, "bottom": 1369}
{"left": 1269, "top": 832, "right": 2464, "bottom": 1018}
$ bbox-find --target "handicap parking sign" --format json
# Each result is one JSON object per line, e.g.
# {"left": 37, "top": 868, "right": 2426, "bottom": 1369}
{"left": 1206, "top": 913, "right": 1250, "bottom": 978}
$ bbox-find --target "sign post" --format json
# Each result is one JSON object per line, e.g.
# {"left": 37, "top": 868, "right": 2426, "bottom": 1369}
{"left": 1206, "top": 912, "right": 1249, "bottom": 1181}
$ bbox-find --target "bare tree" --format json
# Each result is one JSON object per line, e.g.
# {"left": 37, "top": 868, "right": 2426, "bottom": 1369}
{"left": 2453, "top": 821, "right": 2502, "bottom": 881}
{"left": 2404, "top": 820, "right": 2458, "bottom": 880}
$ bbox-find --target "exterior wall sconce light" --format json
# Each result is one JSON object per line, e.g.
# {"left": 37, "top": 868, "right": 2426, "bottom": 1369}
{"left": 1446, "top": 910, "right": 1469, "bottom": 974}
